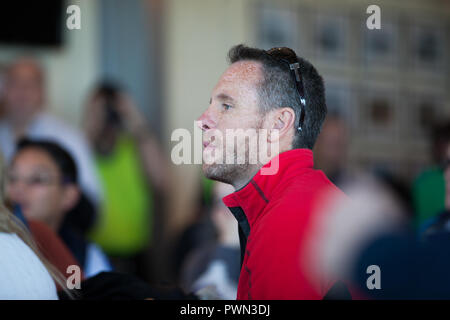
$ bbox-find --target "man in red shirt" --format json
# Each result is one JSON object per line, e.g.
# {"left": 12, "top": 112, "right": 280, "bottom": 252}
{"left": 197, "top": 45, "right": 346, "bottom": 299}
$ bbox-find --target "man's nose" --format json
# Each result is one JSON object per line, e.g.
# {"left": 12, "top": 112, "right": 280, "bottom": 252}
{"left": 197, "top": 110, "right": 215, "bottom": 131}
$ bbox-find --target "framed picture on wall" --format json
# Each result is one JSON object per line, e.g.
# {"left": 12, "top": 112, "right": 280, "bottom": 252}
{"left": 410, "top": 19, "right": 446, "bottom": 74}
{"left": 360, "top": 86, "right": 399, "bottom": 141}
{"left": 313, "top": 10, "right": 350, "bottom": 63}
{"left": 364, "top": 19, "right": 399, "bottom": 68}
{"left": 324, "top": 80, "right": 356, "bottom": 131}
{"left": 255, "top": 1, "right": 299, "bottom": 51}
{"left": 400, "top": 90, "right": 445, "bottom": 141}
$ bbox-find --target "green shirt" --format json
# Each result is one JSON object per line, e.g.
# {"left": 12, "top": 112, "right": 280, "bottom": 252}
{"left": 412, "top": 166, "right": 446, "bottom": 229}
{"left": 90, "top": 135, "right": 152, "bottom": 256}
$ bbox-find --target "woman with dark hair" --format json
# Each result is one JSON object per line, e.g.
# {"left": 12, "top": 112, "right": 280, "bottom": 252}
{"left": 6, "top": 139, "right": 112, "bottom": 278}
{"left": 0, "top": 151, "right": 69, "bottom": 299}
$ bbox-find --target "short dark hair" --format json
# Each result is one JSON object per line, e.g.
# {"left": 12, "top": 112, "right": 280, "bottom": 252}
{"left": 227, "top": 44, "right": 327, "bottom": 149}
{"left": 15, "top": 139, "right": 78, "bottom": 184}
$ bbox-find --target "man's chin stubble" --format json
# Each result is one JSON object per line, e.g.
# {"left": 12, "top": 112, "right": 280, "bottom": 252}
{"left": 202, "top": 162, "right": 249, "bottom": 186}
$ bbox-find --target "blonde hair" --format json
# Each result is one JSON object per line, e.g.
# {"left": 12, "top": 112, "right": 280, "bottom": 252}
{"left": 0, "top": 152, "right": 74, "bottom": 299}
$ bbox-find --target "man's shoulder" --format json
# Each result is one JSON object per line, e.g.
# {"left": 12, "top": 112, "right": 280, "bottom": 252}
{"left": 277, "top": 168, "right": 342, "bottom": 202}
{"left": 259, "top": 169, "right": 345, "bottom": 228}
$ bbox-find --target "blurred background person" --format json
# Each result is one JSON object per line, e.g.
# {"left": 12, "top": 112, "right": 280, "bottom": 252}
{"left": 308, "top": 175, "right": 408, "bottom": 299}
{"left": 314, "top": 112, "right": 352, "bottom": 187}
{"left": 0, "top": 149, "right": 69, "bottom": 299}
{"left": 420, "top": 140, "right": 450, "bottom": 238}
{"left": 83, "top": 82, "right": 168, "bottom": 282}
{"left": 5, "top": 139, "right": 112, "bottom": 278}
{"left": 179, "top": 182, "right": 240, "bottom": 300}
{"left": 0, "top": 58, "right": 103, "bottom": 233}
{"left": 310, "top": 163, "right": 450, "bottom": 299}
{"left": 314, "top": 112, "right": 413, "bottom": 222}
{"left": 413, "top": 120, "right": 450, "bottom": 230}
{"left": 172, "top": 176, "right": 216, "bottom": 280}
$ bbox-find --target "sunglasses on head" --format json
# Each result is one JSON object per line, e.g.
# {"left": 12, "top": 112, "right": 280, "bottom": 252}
{"left": 265, "top": 47, "right": 306, "bottom": 132}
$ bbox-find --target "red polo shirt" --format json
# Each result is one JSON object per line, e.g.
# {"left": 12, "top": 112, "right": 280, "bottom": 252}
{"left": 223, "top": 148, "right": 345, "bottom": 299}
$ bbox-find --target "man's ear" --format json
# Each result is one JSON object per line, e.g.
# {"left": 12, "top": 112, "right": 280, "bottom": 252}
{"left": 61, "top": 185, "right": 80, "bottom": 213}
{"left": 268, "top": 107, "right": 296, "bottom": 143}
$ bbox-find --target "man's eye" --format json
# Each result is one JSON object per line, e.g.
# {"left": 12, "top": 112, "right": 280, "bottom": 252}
{"left": 222, "top": 104, "right": 232, "bottom": 110}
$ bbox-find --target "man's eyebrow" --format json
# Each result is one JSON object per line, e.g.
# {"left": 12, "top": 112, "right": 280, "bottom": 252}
{"left": 215, "top": 93, "right": 236, "bottom": 104}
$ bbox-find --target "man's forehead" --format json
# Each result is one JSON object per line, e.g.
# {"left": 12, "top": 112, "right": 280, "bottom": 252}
{"left": 211, "top": 60, "right": 262, "bottom": 102}
{"left": 218, "top": 60, "right": 262, "bottom": 86}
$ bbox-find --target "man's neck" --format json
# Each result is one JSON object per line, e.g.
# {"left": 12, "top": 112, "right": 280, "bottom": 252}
{"left": 231, "top": 146, "right": 288, "bottom": 191}
{"left": 233, "top": 166, "right": 262, "bottom": 191}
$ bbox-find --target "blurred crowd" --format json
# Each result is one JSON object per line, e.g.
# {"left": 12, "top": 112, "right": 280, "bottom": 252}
{"left": 0, "top": 56, "right": 449, "bottom": 299}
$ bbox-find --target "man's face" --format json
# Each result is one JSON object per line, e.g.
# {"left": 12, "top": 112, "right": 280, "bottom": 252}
{"left": 3, "top": 60, "right": 44, "bottom": 121}
{"left": 197, "top": 61, "right": 265, "bottom": 185}
{"left": 6, "top": 148, "right": 75, "bottom": 230}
